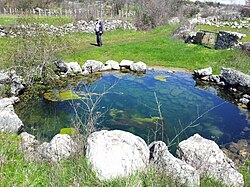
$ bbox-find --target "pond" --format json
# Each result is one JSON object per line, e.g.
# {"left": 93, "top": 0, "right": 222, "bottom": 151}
{"left": 16, "top": 70, "right": 250, "bottom": 151}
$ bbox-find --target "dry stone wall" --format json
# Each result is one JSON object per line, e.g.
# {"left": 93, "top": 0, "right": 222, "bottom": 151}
{"left": 0, "top": 19, "right": 136, "bottom": 38}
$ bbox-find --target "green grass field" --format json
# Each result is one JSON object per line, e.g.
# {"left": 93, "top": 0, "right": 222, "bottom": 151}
{"left": 0, "top": 15, "right": 73, "bottom": 26}
{"left": 61, "top": 26, "right": 250, "bottom": 74}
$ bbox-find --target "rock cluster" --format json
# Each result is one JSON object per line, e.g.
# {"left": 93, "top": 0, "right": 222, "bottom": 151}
{"left": 84, "top": 131, "right": 243, "bottom": 186}
{"left": 194, "top": 67, "right": 250, "bottom": 108}
{"left": 0, "top": 69, "right": 25, "bottom": 96}
{"left": 19, "top": 132, "right": 77, "bottom": 162}
{"left": 0, "top": 19, "right": 136, "bottom": 38}
{"left": 149, "top": 141, "right": 199, "bottom": 186}
{"left": 55, "top": 59, "right": 147, "bottom": 77}
{"left": 185, "top": 30, "right": 245, "bottom": 49}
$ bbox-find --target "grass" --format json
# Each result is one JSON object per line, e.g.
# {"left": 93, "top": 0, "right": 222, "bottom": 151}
{"left": 1, "top": 133, "right": 242, "bottom": 187}
{"left": 61, "top": 26, "right": 250, "bottom": 75}
{"left": 0, "top": 15, "right": 73, "bottom": 26}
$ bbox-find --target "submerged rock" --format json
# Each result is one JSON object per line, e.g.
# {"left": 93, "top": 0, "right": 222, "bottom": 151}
{"left": 222, "top": 139, "right": 250, "bottom": 165}
{"left": 177, "top": 134, "right": 244, "bottom": 187}
{"left": 85, "top": 130, "right": 149, "bottom": 180}
{"left": 149, "top": 141, "right": 200, "bottom": 186}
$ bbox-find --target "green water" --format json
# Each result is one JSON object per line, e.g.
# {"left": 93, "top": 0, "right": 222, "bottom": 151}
{"left": 16, "top": 70, "right": 250, "bottom": 149}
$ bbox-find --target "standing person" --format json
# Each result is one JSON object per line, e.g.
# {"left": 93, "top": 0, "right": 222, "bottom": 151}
{"left": 95, "top": 18, "right": 104, "bottom": 47}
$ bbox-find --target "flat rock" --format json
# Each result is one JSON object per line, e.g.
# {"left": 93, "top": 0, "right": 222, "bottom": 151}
{"left": 194, "top": 67, "right": 212, "bottom": 77}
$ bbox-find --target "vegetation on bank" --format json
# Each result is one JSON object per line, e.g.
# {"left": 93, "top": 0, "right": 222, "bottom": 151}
{"left": 1, "top": 133, "right": 248, "bottom": 187}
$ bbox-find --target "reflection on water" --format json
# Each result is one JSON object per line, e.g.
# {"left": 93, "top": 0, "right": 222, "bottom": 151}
{"left": 16, "top": 70, "right": 250, "bottom": 150}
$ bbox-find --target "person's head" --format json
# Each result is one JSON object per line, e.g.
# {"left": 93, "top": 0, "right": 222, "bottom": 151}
{"left": 96, "top": 18, "right": 99, "bottom": 21}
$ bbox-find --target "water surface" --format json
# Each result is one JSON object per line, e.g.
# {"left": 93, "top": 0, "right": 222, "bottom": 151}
{"left": 16, "top": 70, "right": 250, "bottom": 149}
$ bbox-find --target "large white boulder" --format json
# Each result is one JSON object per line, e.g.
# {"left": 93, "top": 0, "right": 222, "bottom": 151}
{"left": 177, "top": 134, "right": 244, "bottom": 187}
{"left": 85, "top": 130, "right": 149, "bottom": 180}
{"left": 130, "top": 61, "right": 147, "bottom": 73}
{"left": 105, "top": 60, "right": 120, "bottom": 70}
{"left": 149, "top": 141, "right": 200, "bottom": 186}
{"left": 119, "top": 59, "right": 134, "bottom": 68}
{"left": 82, "top": 60, "right": 104, "bottom": 73}
{"left": 83, "top": 60, "right": 104, "bottom": 73}
{"left": 37, "top": 134, "right": 77, "bottom": 162}
{"left": 0, "top": 97, "right": 24, "bottom": 133}
{"left": 66, "top": 62, "right": 82, "bottom": 75}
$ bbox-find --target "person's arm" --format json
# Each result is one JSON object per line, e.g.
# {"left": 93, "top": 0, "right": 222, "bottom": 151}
{"left": 99, "top": 22, "right": 103, "bottom": 33}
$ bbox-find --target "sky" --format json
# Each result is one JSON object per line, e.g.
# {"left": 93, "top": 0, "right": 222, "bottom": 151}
{"left": 190, "top": 0, "right": 245, "bottom": 5}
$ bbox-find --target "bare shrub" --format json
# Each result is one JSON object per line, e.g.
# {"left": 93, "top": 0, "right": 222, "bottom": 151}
{"left": 134, "top": 0, "right": 179, "bottom": 30}
{"left": 7, "top": 20, "right": 72, "bottom": 86}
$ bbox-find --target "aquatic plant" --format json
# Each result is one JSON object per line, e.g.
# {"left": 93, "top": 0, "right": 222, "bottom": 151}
{"left": 44, "top": 90, "right": 80, "bottom": 102}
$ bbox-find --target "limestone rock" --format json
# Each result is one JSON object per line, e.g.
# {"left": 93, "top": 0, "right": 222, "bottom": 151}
{"left": 54, "top": 59, "right": 68, "bottom": 73}
{"left": 0, "top": 97, "right": 24, "bottom": 133}
{"left": 130, "top": 62, "right": 147, "bottom": 73}
{"left": 220, "top": 67, "right": 250, "bottom": 88}
{"left": 37, "top": 134, "right": 76, "bottom": 162}
{"left": 119, "top": 60, "right": 134, "bottom": 68}
{"left": 149, "top": 141, "right": 200, "bottom": 186}
{"left": 66, "top": 62, "right": 82, "bottom": 75}
{"left": 215, "top": 31, "right": 244, "bottom": 49}
{"left": 83, "top": 60, "right": 104, "bottom": 73}
{"left": 105, "top": 60, "right": 120, "bottom": 70}
{"left": 194, "top": 67, "right": 212, "bottom": 77}
{"left": 177, "top": 134, "right": 244, "bottom": 187}
{"left": 10, "top": 73, "right": 25, "bottom": 95}
{"left": 240, "top": 42, "right": 250, "bottom": 56}
{"left": 0, "top": 70, "right": 10, "bottom": 84}
{"left": 19, "top": 132, "right": 38, "bottom": 152}
{"left": 85, "top": 130, "right": 149, "bottom": 180}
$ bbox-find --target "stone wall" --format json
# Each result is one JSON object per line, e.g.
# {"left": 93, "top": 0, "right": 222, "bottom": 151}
{"left": 0, "top": 19, "right": 136, "bottom": 38}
